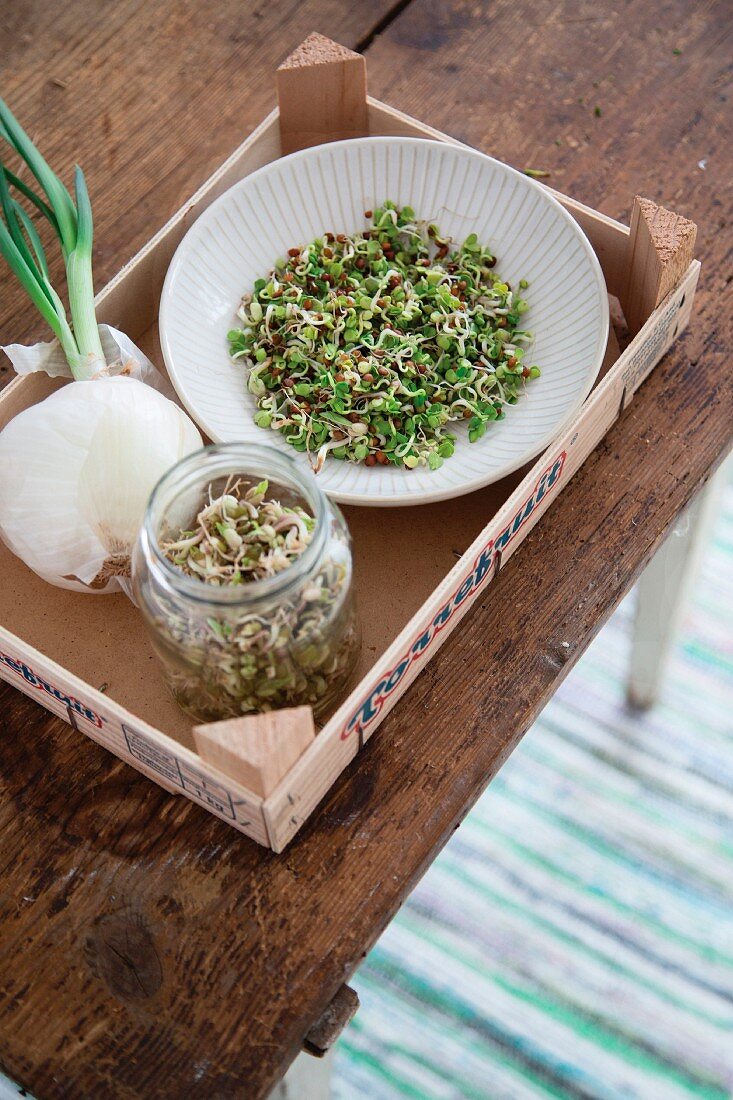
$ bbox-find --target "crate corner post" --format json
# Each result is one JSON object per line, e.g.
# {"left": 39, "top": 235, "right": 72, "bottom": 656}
{"left": 192, "top": 706, "right": 316, "bottom": 803}
{"left": 622, "top": 195, "right": 698, "bottom": 335}
{"left": 276, "top": 32, "right": 368, "bottom": 155}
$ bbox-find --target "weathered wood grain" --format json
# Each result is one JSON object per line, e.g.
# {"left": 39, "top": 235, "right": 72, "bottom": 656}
{"left": 0, "top": 2, "right": 731, "bottom": 1098}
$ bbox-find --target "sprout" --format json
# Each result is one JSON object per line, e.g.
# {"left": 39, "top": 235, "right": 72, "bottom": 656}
{"left": 157, "top": 478, "right": 358, "bottom": 720}
{"left": 228, "top": 203, "right": 540, "bottom": 472}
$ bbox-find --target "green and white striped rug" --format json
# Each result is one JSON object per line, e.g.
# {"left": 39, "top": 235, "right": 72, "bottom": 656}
{"left": 335, "top": 476, "right": 733, "bottom": 1100}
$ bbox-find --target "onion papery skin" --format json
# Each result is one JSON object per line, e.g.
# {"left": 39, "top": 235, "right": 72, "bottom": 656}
{"left": 0, "top": 376, "right": 203, "bottom": 594}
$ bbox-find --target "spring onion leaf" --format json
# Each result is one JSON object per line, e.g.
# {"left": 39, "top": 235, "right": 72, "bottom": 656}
{"left": 0, "top": 218, "right": 78, "bottom": 365}
{"left": 3, "top": 165, "right": 59, "bottom": 234}
{"left": 0, "top": 97, "right": 77, "bottom": 256}
{"left": 12, "top": 202, "right": 50, "bottom": 280}
{"left": 0, "top": 98, "right": 106, "bottom": 379}
{"left": 0, "top": 166, "right": 42, "bottom": 282}
{"left": 64, "top": 165, "right": 105, "bottom": 373}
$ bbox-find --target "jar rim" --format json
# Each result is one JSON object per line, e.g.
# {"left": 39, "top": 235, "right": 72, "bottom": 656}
{"left": 141, "top": 442, "right": 330, "bottom": 605}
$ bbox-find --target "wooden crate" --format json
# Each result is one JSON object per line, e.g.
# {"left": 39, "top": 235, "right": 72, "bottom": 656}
{"left": 0, "top": 35, "right": 699, "bottom": 851}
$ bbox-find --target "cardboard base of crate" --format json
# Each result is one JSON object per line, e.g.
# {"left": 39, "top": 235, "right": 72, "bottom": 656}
{"left": 0, "top": 315, "right": 618, "bottom": 750}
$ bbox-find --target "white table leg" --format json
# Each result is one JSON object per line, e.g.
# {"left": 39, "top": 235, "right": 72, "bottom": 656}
{"left": 268, "top": 1048, "right": 334, "bottom": 1100}
{"left": 627, "top": 458, "right": 730, "bottom": 709}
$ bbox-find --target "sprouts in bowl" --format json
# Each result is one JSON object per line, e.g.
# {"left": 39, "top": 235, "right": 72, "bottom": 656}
{"left": 160, "top": 137, "right": 609, "bottom": 507}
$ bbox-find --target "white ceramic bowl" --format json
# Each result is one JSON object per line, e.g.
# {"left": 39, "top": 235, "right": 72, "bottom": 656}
{"left": 160, "top": 137, "right": 608, "bottom": 506}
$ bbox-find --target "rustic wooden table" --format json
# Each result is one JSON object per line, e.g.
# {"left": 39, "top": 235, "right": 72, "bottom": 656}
{"left": 0, "top": 2, "right": 731, "bottom": 1097}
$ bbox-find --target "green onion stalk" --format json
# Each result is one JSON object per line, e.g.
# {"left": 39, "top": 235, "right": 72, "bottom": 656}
{"left": 0, "top": 96, "right": 106, "bottom": 379}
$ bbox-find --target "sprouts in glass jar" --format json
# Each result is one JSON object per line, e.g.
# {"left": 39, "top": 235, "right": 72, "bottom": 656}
{"left": 132, "top": 444, "right": 360, "bottom": 723}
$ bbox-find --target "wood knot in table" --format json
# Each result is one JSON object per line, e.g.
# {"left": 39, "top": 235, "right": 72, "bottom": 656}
{"left": 84, "top": 909, "right": 163, "bottom": 1002}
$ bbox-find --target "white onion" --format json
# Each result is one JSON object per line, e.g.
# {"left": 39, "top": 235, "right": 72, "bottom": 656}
{"left": 0, "top": 376, "right": 202, "bottom": 595}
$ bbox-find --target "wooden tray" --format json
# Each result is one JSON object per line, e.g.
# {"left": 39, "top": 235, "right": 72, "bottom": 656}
{"left": 0, "top": 34, "right": 699, "bottom": 851}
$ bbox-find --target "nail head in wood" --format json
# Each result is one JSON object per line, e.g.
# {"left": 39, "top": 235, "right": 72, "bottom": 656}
{"left": 302, "top": 984, "right": 360, "bottom": 1057}
{"left": 623, "top": 196, "right": 697, "bottom": 336}
{"left": 193, "top": 706, "right": 315, "bottom": 798}
{"left": 277, "top": 33, "right": 368, "bottom": 155}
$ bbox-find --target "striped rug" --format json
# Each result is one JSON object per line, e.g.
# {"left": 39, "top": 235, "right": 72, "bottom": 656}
{"left": 335, "top": 474, "right": 733, "bottom": 1100}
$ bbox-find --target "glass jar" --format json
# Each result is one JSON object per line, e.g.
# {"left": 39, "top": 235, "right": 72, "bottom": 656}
{"left": 132, "top": 443, "right": 360, "bottom": 723}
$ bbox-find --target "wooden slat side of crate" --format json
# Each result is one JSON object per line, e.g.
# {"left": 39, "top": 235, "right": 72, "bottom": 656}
{"left": 0, "top": 624, "right": 269, "bottom": 845}
{"left": 263, "top": 261, "right": 699, "bottom": 850}
{"left": 0, "top": 35, "right": 700, "bottom": 849}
